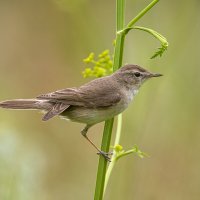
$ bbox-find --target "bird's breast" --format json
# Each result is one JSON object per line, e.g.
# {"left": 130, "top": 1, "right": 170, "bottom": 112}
{"left": 123, "top": 89, "right": 138, "bottom": 104}
{"left": 61, "top": 102, "right": 128, "bottom": 125}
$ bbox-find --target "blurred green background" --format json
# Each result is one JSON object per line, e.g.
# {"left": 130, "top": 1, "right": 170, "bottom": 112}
{"left": 0, "top": 0, "right": 200, "bottom": 199}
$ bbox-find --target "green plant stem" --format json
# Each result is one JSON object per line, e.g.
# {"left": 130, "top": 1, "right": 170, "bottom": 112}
{"left": 94, "top": 119, "right": 114, "bottom": 200}
{"left": 133, "top": 26, "right": 168, "bottom": 45}
{"left": 113, "top": 0, "right": 125, "bottom": 70}
{"left": 94, "top": 0, "right": 125, "bottom": 200}
{"left": 127, "top": 0, "right": 159, "bottom": 28}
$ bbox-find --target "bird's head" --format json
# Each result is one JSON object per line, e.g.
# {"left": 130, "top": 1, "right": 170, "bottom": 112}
{"left": 114, "top": 64, "right": 162, "bottom": 90}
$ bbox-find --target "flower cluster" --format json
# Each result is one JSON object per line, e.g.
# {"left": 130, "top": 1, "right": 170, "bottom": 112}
{"left": 82, "top": 50, "right": 113, "bottom": 78}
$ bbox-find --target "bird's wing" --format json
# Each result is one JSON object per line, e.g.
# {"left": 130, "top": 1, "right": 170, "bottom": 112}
{"left": 37, "top": 77, "right": 121, "bottom": 108}
{"left": 42, "top": 103, "right": 70, "bottom": 121}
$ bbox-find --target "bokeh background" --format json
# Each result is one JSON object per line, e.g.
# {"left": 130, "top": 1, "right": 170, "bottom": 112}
{"left": 0, "top": 0, "right": 200, "bottom": 199}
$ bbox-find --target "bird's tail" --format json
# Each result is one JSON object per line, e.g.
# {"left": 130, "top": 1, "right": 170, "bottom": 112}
{"left": 0, "top": 99, "right": 52, "bottom": 110}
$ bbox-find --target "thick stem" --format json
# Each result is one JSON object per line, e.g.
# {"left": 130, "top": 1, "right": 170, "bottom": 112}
{"left": 94, "top": 119, "right": 114, "bottom": 200}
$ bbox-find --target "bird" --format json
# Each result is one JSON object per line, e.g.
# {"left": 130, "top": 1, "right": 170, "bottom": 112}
{"left": 0, "top": 64, "right": 162, "bottom": 160}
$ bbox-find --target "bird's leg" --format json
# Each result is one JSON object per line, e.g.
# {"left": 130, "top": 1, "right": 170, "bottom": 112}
{"left": 81, "top": 125, "right": 112, "bottom": 161}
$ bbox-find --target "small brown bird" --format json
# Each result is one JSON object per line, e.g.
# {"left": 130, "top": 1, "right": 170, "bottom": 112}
{"left": 0, "top": 64, "right": 162, "bottom": 160}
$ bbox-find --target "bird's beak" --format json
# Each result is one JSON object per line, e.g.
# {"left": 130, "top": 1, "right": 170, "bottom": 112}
{"left": 150, "top": 73, "right": 163, "bottom": 77}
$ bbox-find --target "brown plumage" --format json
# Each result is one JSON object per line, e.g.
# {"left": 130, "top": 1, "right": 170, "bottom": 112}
{"left": 0, "top": 64, "right": 162, "bottom": 160}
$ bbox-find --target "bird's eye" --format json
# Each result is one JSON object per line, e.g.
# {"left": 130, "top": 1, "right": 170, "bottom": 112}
{"left": 134, "top": 72, "right": 141, "bottom": 77}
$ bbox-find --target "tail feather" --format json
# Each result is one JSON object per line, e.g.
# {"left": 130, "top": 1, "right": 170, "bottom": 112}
{"left": 0, "top": 99, "right": 52, "bottom": 110}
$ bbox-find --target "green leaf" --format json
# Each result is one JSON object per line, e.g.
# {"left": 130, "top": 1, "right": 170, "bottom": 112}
{"left": 150, "top": 45, "right": 168, "bottom": 59}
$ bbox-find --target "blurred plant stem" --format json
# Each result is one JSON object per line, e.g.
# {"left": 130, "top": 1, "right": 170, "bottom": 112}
{"left": 94, "top": 0, "right": 160, "bottom": 199}
{"left": 103, "top": 114, "right": 122, "bottom": 195}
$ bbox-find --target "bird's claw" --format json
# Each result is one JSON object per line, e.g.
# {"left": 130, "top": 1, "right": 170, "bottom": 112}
{"left": 97, "top": 151, "right": 113, "bottom": 162}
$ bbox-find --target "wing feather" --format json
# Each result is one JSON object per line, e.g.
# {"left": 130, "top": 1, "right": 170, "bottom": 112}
{"left": 37, "top": 77, "right": 121, "bottom": 108}
{"left": 42, "top": 103, "right": 70, "bottom": 121}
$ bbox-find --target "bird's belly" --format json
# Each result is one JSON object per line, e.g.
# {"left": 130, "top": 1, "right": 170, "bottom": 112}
{"left": 61, "top": 103, "right": 128, "bottom": 125}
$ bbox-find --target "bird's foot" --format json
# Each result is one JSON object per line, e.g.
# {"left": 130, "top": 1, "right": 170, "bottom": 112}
{"left": 97, "top": 151, "right": 113, "bottom": 162}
